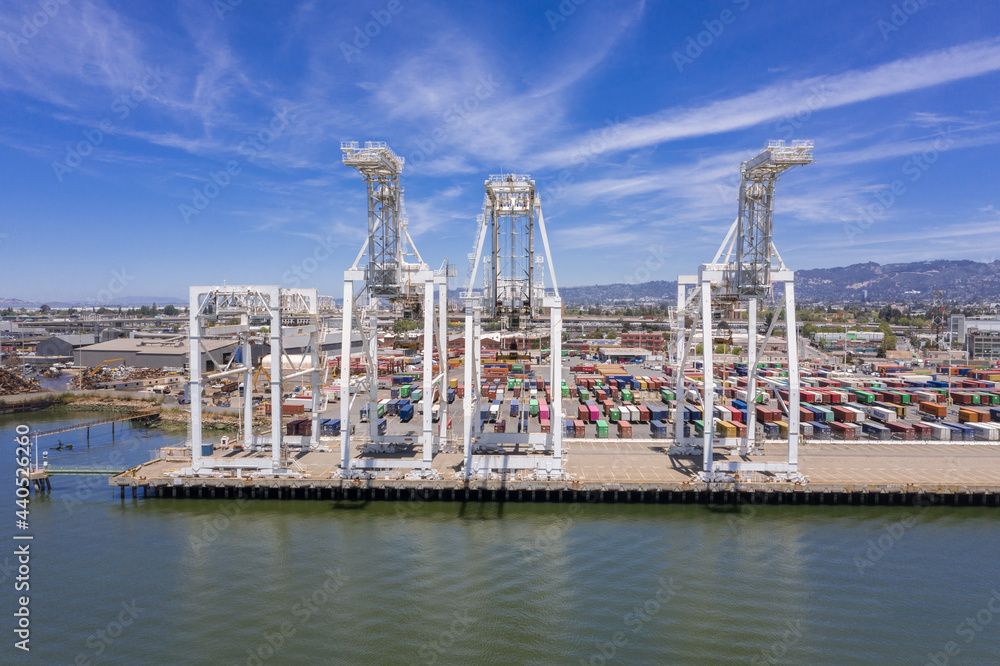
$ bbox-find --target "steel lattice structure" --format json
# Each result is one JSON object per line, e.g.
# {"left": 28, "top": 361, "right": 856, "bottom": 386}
{"left": 481, "top": 174, "right": 545, "bottom": 327}
{"left": 339, "top": 141, "right": 448, "bottom": 478}
{"left": 186, "top": 286, "right": 321, "bottom": 476}
{"left": 734, "top": 141, "right": 814, "bottom": 298}
{"left": 341, "top": 141, "right": 405, "bottom": 297}
{"left": 462, "top": 173, "right": 565, "bottom": 480}
{"left": 672, "top": 141, "right": 813, "bottom": 482}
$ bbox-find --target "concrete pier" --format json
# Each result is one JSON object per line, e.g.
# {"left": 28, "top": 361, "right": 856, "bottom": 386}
{"left": 110, "top": 440, "right": 1000, "bottom": 507}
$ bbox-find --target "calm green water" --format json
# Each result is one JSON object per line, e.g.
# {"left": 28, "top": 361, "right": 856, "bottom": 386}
{"left": 3, "top": 410, "right": 999, "bottom": 665}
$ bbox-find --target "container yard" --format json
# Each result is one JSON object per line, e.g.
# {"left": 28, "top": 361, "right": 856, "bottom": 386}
{"left": 103, "top": 355, "right": 1000, "bottom": 505}
{"left": 29, "top": 139, "right": 984, "bottom": 504}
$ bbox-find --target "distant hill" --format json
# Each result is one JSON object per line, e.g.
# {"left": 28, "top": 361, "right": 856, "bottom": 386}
{"left": 7, "top": 260, "right": 1000, "bottom": 309}
{"left": 0, "top": 296, "right": 187, "bottom": 309}
{"left": 555, "top": 260, "right": 1000, "bottom": 305}
{"left": 795, "top": 260, "right": 1000, "bottom": 303}
{"left": 559, "top": 280, "right": 677, "bottom": 305}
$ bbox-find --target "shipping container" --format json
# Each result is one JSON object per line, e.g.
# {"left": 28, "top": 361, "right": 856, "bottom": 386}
{"left": 862, "top": 421, "right": 891, "bottom": 440}
{"left": 811, "top": 421, "right": 831, "bottom": 439}
{"left": 968, "top": 422, "right": 1000, "bottom": 441}
{"left": 829, "top": 421, "right": 857, "bottom": 440}
{"left": 923, "top": 421, "right": 951, "bottom": 441}
{"left": 885, "top": 420, "right": 915, "bottom": 440}
{"left": 320, "top": 418, "right": 341, "bottom": 436}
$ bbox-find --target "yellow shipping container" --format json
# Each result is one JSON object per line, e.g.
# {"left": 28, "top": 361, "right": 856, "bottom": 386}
{"left": 716, "top": 420, "right": 737, "bottom": 437}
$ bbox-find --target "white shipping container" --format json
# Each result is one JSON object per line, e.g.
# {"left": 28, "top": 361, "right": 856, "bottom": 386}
{"left": 866, "top": 405, "right": 896, "bottom": 423}
{"left": 924, "top": 422, "right": 951, "bottom": 441}
{"left": 968, "top": 422, "right": 999, "bottom": 441}
{"left": 844, "top": 405, "right": 866, "bottom": 421}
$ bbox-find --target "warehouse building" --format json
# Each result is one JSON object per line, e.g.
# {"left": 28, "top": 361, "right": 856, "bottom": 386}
{"left": 76, "top": 338, "right": 237, "bottom": 372}
{"left": 36, "top": 334, "right": 96, "bottom": 358}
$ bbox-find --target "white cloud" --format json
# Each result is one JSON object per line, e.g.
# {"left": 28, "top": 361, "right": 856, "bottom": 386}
{"left": 535, "top": 38, "right": 1000, "bottom": 167}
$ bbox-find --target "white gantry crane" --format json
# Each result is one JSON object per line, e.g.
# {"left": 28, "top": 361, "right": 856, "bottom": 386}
{"left": 185, "top": 285, "right": 321, "bottom": 477}
{"left": 673, "top": 140, "right": 813, "bottom": 482}
{"left": 338, "top": 141, "right": 447, "bottom": 479}
{"left": 462, "top": 174, "right": 565, "bottom": 480}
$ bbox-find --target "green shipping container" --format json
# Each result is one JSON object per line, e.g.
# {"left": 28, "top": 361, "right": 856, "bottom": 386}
{"left": 621, "top": 389, "right": 632, "bottom": 403}
{"left": 529, "top": 399, "right": 539, "bottom": 416}
{"left": 596, "top": 419, "right": 608, "bottom": 438}
{"left": 400, "top": 385, "right": 411, "bottom": 398}
{"left": 610, "top": 407, "right": 620, "bottom": 422}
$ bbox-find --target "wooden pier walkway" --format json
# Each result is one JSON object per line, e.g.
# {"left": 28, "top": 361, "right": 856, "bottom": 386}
{"left": 27, "top": 408, "right": 159, "bottom": 438}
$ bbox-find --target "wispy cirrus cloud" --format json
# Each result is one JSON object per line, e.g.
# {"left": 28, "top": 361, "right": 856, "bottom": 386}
{"left": 535, "top": 38, "right": 1000, "bottom": 168}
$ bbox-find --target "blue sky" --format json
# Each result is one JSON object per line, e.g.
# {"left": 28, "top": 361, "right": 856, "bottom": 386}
{"left": 1, "top": 0, "right": 999, "bottom": 303}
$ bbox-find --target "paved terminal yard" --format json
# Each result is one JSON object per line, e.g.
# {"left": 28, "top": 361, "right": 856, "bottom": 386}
{"left": 107, "top": 360, "right": 1000, "bottom": 505}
